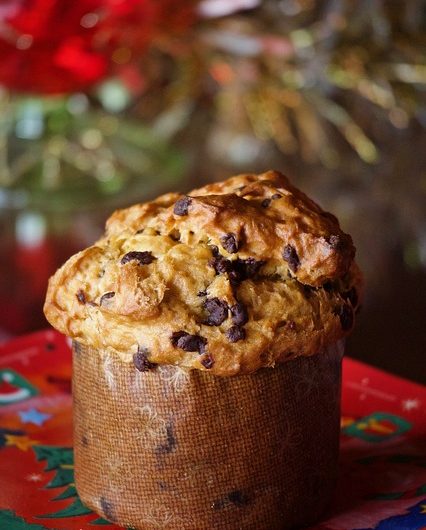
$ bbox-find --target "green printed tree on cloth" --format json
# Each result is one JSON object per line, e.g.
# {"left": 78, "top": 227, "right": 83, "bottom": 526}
{"left": 0, "top": 510, "right": 52, "bottom": 530}
{"left": 33, "top": 445, "right": 111, "bottom": 525}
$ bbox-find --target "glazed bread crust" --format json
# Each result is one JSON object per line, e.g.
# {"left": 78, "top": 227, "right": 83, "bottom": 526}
{"left": 44, "top": 170, "right": 362, "bottom": 376}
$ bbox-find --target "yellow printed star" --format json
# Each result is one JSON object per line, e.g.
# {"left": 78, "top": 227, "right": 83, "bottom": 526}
{"left": 358, "top": 418, "right": 394, "bottom": 435}
{"left": 5, "top": 434, "right": 39, "bottom": 451}
{"left": 420, "top": 503, "right": 426, "bottom": 514}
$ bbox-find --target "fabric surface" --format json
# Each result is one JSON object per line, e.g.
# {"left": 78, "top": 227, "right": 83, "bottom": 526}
{"left": 0, "top": 330, "right": 425, "bottom": 529}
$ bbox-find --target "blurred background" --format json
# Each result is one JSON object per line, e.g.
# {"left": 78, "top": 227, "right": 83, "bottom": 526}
{"left": 0, "top": 0, "right": 424, "bottom": 382}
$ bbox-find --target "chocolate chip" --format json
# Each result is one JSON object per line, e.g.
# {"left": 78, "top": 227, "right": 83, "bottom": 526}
{"left": 228, "top": 490, "right": 250, "bottom": 506}
{"left": 100, "top": 497, "right": 116, "bottom": 522}
{"left": 228, "top": 270, "right": 241, "bottom": 286}
{"left": 333, "top": 304, "right": 354, "bottom": 331}
{"left": 133, "top": 346, "right": 156, "bottom": 372}
{"left": 173, "top": 196, "right": 191, "bottom": 216}
{"left": 81, "top": 434, "right": 88, "bottom": 447}
{"left": 226, "top": 325, "right": 246, "bottom": 343}
{"left": 233, "top": 257, "right": 266, "bottom": 280}
{"left": 99, "top": 291, "right": 115, "bottom": 306}
{"left": 209, "top": 245, "right": 220, "bottom": 257}
{"left": 210, "top": 253, "right": 266, "bottom": 283}
{"left": 76, "top": 289, "right": 86, "bottom": 304}
{"left": 203, "top": 298, "right": 228, "bottom": 326}
{"left": 230, "top": 303, "right": 248, "bottom": 326}
{"left": 282, "top": 244, "right": 300, "bottom": 272}
{"left": 197, "top": 290, "right": 207, "bottom": 297}
{"left": 271, "top": 193, "right": 282, "bottom": 200}
{"left": 209, "top": 255, "right": 232, "bottom": 275}
{"left": 170, "top": 331, "right": 207, "bottom": 353}
{"left": 170, "top": 330, "right": 187, "bottom": 347}
{"left": 201, "top": 355, "right": 214, "bottom": 369}
{"left": 343, "top": 287, "right": 358, "bottom": 307}
{"left": 327, "top": 234, "right": 345, "bottom": 251}
{"left": 121, "top": 251, "right": 155, "bottom": 265}
{"left": 220, "top": 233, "right": 239, "bottom": 254}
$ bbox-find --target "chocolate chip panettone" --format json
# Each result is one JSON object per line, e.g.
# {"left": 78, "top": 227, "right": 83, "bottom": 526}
{"left": 45, "top": 170, "right": 361, "bottom": 376}
{"left": 44, "top": 170, "right": 362, "bottom": 530}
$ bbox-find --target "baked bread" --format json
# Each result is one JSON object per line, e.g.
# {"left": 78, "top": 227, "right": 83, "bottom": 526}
{"left": 44, "top": 170, "right": 362, "bottom": 376}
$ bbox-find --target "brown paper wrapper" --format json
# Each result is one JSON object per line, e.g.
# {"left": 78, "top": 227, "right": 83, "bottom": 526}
{"left": 72, "top": 341, "right": 343, "bottom": 530}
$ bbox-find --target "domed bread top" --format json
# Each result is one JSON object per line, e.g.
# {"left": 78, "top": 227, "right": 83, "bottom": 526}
{"left": 44, "top": 170, "right": 362, "bottom": 376}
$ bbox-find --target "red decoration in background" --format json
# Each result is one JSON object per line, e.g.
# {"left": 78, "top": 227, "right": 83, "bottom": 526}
{"left": 0, "top": 234, "right": 82, "bottom": 335}
{"left": 0, "top": 0, "right": 198, "bottom": 94}
{"left": 0, "top": 0, "right": 107, "bottom": 94}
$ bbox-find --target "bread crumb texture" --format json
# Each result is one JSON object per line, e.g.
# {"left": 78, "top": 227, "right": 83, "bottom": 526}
{"left": 44, "top": 171, "right": 362, "bottom": 375}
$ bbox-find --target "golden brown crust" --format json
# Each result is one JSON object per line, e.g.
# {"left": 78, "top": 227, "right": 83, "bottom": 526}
{"left": 44, "top": 170, "right": 362, "bottom": 376}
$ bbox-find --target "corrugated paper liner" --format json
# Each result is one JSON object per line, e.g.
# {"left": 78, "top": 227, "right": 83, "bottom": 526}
{"left": 72, "top": 341, "right": 344, "bottom": 530}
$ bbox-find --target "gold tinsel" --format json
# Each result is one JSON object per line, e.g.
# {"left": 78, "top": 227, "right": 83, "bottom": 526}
{"left": 139, "top": 0, "right": 425, "bottom": 167}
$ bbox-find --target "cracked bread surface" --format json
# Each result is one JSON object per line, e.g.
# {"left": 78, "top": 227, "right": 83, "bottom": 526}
{"left": 44, "top": 170, "right": 362, "bottom": 376}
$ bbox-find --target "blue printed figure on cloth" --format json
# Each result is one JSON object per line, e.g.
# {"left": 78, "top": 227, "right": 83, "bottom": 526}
{"left": 356, "top": 499, "right": 426, "bottom": 529}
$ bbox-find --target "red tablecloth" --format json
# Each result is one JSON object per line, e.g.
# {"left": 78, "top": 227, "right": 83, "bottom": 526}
{"left": 0, "top": 330, "right": 425, "bottom": 530}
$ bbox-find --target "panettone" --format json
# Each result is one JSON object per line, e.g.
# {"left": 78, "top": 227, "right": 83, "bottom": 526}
{"left": 44, "top": 170, "right": 362, "bottom": 529}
